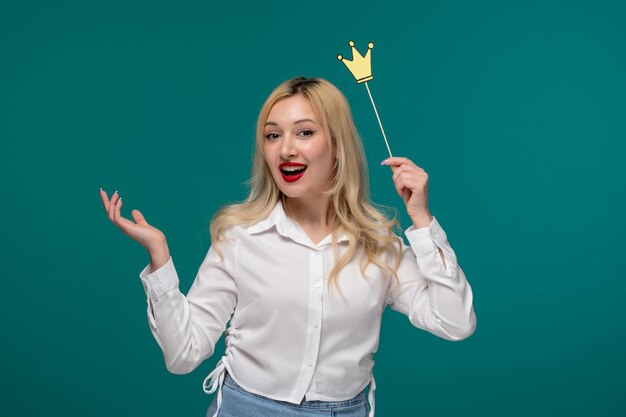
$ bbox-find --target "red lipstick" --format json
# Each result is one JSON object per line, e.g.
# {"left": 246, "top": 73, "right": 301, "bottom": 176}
{"left": 279, "top": 162, "right": 307, "bottom": 183}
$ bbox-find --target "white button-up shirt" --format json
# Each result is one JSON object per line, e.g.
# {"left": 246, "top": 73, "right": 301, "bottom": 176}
{"left": 139, "top": 200, "right": 476, "bottom": 417}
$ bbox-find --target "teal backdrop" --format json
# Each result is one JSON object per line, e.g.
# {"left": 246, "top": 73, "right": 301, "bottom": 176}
{"left": 1, "top": 0, "right": 624, "bottom": 416}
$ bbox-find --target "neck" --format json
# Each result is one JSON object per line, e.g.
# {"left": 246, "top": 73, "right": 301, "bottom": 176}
{"left": 283, "top": 194, "right": 333, "bottom": 228}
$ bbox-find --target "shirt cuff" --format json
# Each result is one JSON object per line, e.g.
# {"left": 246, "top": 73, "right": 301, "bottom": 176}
{"left": 138, "top": 256, "right": 179, "bottom": 300}
{"left": 404, "top": 216, "right": 449, "bottom": 256}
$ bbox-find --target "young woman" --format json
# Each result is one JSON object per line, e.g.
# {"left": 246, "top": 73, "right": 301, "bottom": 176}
{"left": 100, "top": 77, "right": 476, "bottom": 417}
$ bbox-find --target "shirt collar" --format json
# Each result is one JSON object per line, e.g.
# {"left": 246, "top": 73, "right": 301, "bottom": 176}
{"left": 245, "top": 200, "right": 350, "bottom": 246}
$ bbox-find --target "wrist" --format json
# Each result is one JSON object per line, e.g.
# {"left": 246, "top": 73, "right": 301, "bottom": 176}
{"left": 147, "top": 236, "right": 168, "bottom": 253}
{"left": 148, "top": 240, "right": 170, "bottom": 271}
{"left": 410, "top": 212, "right": 433, "bottom": 229}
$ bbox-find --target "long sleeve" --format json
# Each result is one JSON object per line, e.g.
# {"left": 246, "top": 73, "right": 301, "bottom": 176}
{"left": 385, "top": 216, "right": 476, "bottom": 341}
{"left": 138, "top": 236, "right": 239, "bottom": 374}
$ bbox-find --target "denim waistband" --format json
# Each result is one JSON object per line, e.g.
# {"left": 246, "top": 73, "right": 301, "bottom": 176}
{"left": 223, "top": 370, "right": 367, "bottom": 409}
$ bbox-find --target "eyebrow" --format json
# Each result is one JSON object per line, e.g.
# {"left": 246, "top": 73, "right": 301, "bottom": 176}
{"left": 264, "top": 118, "right": 318, "bottom": 126}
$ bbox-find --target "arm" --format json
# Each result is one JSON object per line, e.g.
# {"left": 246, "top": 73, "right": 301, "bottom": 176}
{"left": 385, "top": 217, "right": 476, "bottom": 341}
{"left": 138, "top": 235, "right": 238, "bottom": 374}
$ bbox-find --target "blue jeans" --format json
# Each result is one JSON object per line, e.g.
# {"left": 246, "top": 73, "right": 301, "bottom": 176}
{"left": 206, "top": 371, "right": 369, "bottom": 417}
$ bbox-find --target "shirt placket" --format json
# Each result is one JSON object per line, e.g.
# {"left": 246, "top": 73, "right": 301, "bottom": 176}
{"left": 291, "top": 248, "right": 325, "bottom": 400}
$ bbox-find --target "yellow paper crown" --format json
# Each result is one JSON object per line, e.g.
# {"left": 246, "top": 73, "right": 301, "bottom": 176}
{"left": 337, "top": 40, "right": 374, "bottom": 83}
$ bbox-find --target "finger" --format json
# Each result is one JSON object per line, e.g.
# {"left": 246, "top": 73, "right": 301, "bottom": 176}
{"left": 394, "top": 175, "right": 406, "bottom": 198}
{"left": 131, "top": 209, "right": 149, "bottom": 226}
{"left": 405, "top": 172, "right": 429, "bottom": 190}
{"left": 393, "top": 167, "right": 421, "bottom": 188}
{"left": 392, "top": 162, "right": 426, "bottom": 178}
{"left": 382, "top": 156, "right": 417, "bottom": 168}
{"left": 115, "top": 195, "right": 123, "bottom": 222}
{"left": 392, "top": 164, "right": 401, "bottom": 183}
{"left": 402, "top": 188, "right": 411, "bottom": 205}
{"left": 108, "top": 191, "right": 119, "bottom": 223}
{"left": 112, "top": 199, "right": 140, "bottom": 235}
{"left": 385, "top": 158, "right": 426, "bottom": 177}
{"left": 100, "top": 188, "right": 110, "bottom": 211}
{"left": 107, "top": 191, "right": 118, "bottom": 221}
{"left": 392, "top": 167, "right": 409, "bottom": 191}
{"left": 115, "top": 211, "right": 139, "bottom": 234}
{"left": 401, "top": 176, "right": 421, "bottom": 193}
{"left": 392, "top": 165, "right": 421, "bottom": 183}
{"left": 399, "top": 171, "right": 427, "bottom": 194}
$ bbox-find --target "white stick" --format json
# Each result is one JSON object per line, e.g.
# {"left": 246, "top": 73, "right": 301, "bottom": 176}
{"left": 364, "top": 81, "right": 393, "bottom": 158}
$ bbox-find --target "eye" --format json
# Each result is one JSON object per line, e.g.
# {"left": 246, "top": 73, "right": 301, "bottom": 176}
{"left": 298, "top": 129, "right": 315, "bottom": 138}
{"left": 265, "top": 132, "right": 280, "bottom": 140}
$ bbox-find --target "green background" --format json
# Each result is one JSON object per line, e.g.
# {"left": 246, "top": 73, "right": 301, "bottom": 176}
{"left": 1, "top": 0, "right": 624, "bottom": 416}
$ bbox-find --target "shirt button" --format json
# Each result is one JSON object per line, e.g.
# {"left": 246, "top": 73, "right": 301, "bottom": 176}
{"left": 315, "top": 281, "right": 322, "bottom": 288}
{"left": 313, "top": 323, "right": 319, "bottom": 328}
{"left": 307, "top": 361, "right": 313, "bottom": 367}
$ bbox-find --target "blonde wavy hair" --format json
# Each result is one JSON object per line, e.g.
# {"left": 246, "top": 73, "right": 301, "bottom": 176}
{"left": 210, "top": 77, "right": 403, "bottom": 297}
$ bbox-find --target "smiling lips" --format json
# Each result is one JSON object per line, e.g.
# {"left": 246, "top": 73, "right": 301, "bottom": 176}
{"left": 279, "top": 162, "right": 307, "bottom": 183}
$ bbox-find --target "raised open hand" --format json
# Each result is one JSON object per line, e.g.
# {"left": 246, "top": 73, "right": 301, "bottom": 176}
{"left": 100, "top": 188, "right": 167, "bottom": 252}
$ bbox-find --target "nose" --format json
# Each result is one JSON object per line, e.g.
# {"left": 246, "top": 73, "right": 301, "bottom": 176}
{"left": 279, "top": 133, "right": 297, "bottom": 159}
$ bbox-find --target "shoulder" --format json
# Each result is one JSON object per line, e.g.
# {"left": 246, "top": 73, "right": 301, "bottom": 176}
{"left": 376, "top": 227, "right": 413, "bottom": 269}
{"left": 214, "top": 224, "right": 245, "bottom": 246}
{"left": 355, "top": 225, "right": 406, "bottom": 264}
{"left": 369, "top": 223, "right": 405, "bottom": 248}
{"left": 208, "top": 225, "right": 245, "bottom": 263}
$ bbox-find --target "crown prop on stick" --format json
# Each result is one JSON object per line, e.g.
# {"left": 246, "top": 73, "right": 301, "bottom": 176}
{"left": 337, "top": 40, "right": 394, "bottom": 160}
{"left": 338, "top": 40, "right": 411, "bottom": 204}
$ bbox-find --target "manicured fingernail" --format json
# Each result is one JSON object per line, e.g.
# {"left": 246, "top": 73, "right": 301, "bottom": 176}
{"left": 114, "top": 190, "right": 118, "bottom": 195}
{"left": 380, "top": 159, "right": 389, "bottom": 165}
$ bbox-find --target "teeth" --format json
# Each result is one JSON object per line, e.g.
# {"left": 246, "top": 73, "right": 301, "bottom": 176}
{"left": 282, "top": 166, "right": 306, "bottom": 172}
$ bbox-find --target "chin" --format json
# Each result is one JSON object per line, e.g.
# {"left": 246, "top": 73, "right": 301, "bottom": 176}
{"left": 278, "top": 187, "right": 304, "bottom": 199}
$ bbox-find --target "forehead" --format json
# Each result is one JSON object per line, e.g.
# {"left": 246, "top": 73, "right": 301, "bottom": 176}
{"left": 266, "top": 95, "right": 320, "bottom": 124}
